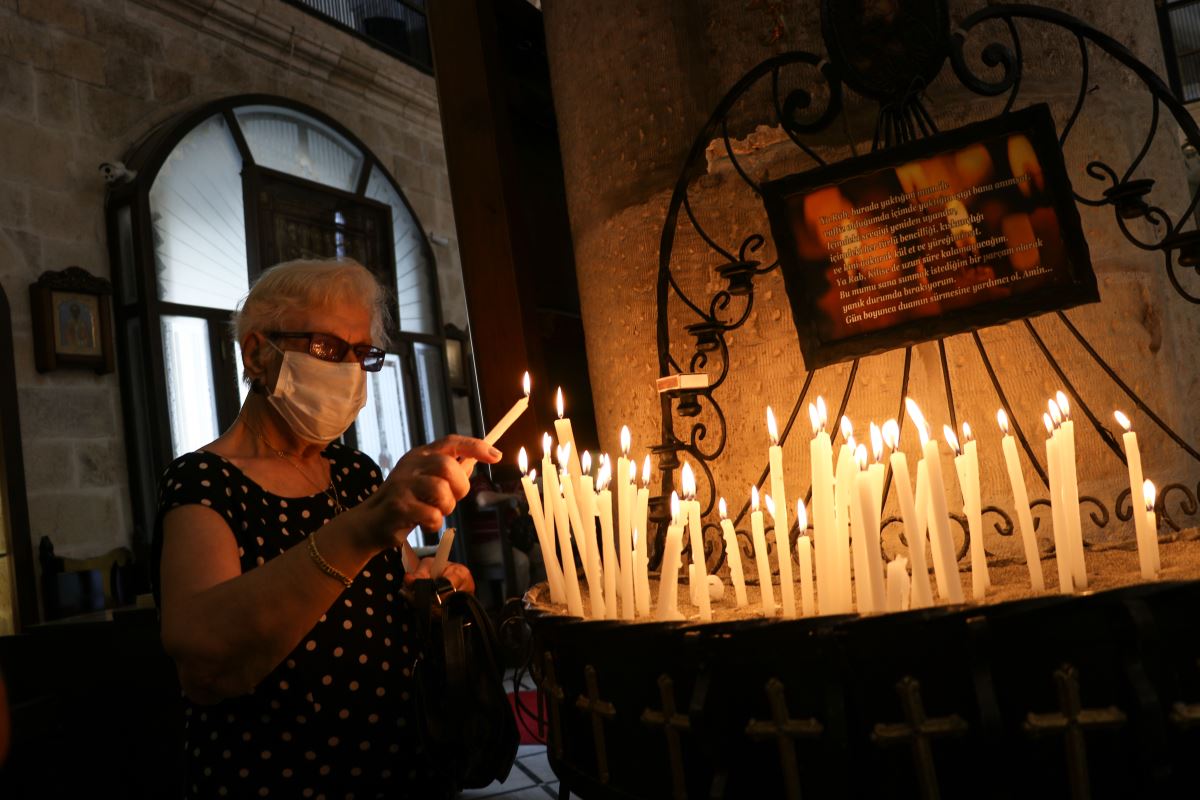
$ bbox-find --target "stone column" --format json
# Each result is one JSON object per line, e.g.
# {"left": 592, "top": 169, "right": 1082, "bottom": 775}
{"left": 544, "top": 0, "right": 1200, "bottom": 558}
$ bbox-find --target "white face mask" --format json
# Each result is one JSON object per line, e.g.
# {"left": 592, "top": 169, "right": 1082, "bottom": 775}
{"left": 266, "top": 348, "right": 367, "bottom": 443}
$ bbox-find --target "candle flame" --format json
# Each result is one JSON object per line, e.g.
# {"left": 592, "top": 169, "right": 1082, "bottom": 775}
{"left": 1056, "top": 390, "right": 1070, "bottom": 420}
{"left": 542, "top": 432, "right": 552, "bottom": 459}
{"left": 943, "top": 424, "right": 961, "bottom": 455}
{"left": 796, "top": 499, "right": 808, "bottom": 531}
{"left": 641, "top": 454, "right": 651, "bottom": 486}
{"left": 1043, "top": 412, "right": 1053, "bottom": 435}
{"left": 681, "top": 461, "right": 697, "bottom": 499}
{"left": 632, "top": 527, "right": 639, "bottom": 548}
{"left": 870, "top": 422, "right": 883, "bottom": 462}
{"left": 808, "top": 403, "right": 821, "bottom": 435}
{"left": 905, "top": 398, "right": 930, "bottom": 444}
{"left": 751, "top": 485, "right": 760, "bottom": 512}
{"left": 855, "top": 443, "right": 868, "bottom": 471}
{"left": 766, "top": 406, "right": 779, "bottom": 445}
{"left": 1143, "top": 479, "right": 1156, "bottom": 512}
{"left": 518, "top": 446, "right": 529, "bottom": 475}
{"left": 670, "top": 491, "right": 681, "bottom": 524}
{"left": 840, "top": 415, "right": 853, "bottom": 441}
{"left": 997, "top": 409, "right": 1010, "bottom": 435}
{"left": 882, "top": 418, "right": 900, "bottom": 451}
{"left": 1048, "top": 398, "right": 1062, "bottom": 426}
{"left": 764, "top": 493, "right": 776, "bottom": 519}
{"left": 817, "top": 396, "right": 828, "bottom": 428}
{"left": 1114, "top": 410, "right": 1132, "bottom": 432}
{"left": 628, "top": 460, "right": 636, "bottom": 483}
{"left": 718, "top": 497, "right": 728, "bottom": 519}
{"left": 596, "top": 462, "right": 611, "bottom": 491}
{"left": 581, "top": 450, "right": 592, "bottom": 475}
{"left": 962, "top": 421, "right": 973, "bottom": 443}
{"left": 522, "top": 371, "right": 531, "bottom": 397}
{"left": 556, "top": 387, "right": 564, "bottom": 419}
{"left": 557, "top": 442, "right": 571, "bottom": 469}
{"left": 530, "top": 468, "right": 537, "bottom": 483}
{"left": 620, "top": 425, "right": 631, "bottom": 456}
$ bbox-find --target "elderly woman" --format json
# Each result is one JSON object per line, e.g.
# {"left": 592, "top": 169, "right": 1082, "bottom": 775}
{"left": 153, "top": 258, "right": 497, "bottom": 799}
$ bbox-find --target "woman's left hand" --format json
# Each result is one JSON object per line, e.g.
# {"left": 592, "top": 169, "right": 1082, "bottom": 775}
{"left": 402, "top": 558, "right": 475, "bottom": 594}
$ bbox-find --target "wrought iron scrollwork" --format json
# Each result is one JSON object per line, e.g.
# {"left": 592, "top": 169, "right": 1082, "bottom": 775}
{"left": 654, "top": 2, "right": 1200, "bottom": 572}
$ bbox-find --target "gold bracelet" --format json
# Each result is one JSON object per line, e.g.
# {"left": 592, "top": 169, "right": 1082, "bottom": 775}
{"left": 307, "top": 531, "right": 353, "bottom": 589}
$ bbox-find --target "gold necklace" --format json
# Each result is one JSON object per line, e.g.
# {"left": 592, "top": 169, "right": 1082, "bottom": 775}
{"left": 242, "top": 417, "right": 346, "bottom": 516}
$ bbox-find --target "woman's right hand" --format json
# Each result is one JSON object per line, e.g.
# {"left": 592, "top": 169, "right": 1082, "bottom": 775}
{"left": 361, "top": 435, "right": 501, "bottom": 548}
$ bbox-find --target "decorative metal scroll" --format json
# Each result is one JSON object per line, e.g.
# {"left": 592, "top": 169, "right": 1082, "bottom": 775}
{"left": 652, "top": 1, "right": 1200, "bottom": 572}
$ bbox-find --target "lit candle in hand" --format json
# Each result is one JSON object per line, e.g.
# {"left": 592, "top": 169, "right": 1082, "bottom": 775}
{"left": 719, "top": 497, "right": 748, "bottom": 608}
{"left": 484, "top": 371, "right": 530, "bottom": 446}
{"left": 883, "top": 419, "right": 933, "bottom": 608}
{"left": 997, "top": 410, "right": 1044, "bottom": 591}
{"left": 750, "top": 486, "right": 776, "bottom": 616}
{"left": 766, "top": 407, "right": 796, "bottom": 618}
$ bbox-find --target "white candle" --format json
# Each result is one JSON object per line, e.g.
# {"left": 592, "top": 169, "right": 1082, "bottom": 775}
{"left": 519, "top": 448, "right": 565, "bottom": 603}
{"left": 883, "top": 419, "right": 933, "bottom": 608}
{"left": 869, "top": 422, "right": 886, "bottom": 518}
{"left": 886, "top": 556, "right": 910, "bottom": 612}
{"left": 634, "top": 456, "right": 652, "bottom": 615}
{"left": 808, "top": 399, "right": 838, "bottom": 614}
{"left": 997, "top": 410, "right": 1045, "bottom": 591}
{"left": 681, "top": 463, "right": 711, "bottom": 621}
{"left": 1115, "top": 411, "right": 1158, "bottom": 575}
{"left": 853, "top": 445, "right": 887, "bottom": 612}
{"left": 483, "top": 371, "right": 530, "bottom": 446}
{"left": 947, "top": 425, "right": 986, "bottom": 601}
{"left": 616, "top": 427, "right": 634, "bottom": 619}
{"left": 834, "top": 417, "right": 857, "bottom": 613}
{"left": 430, "top": 527, "right": 455, "bottom": 579}
{"left": 796, "top": 500, "right": 815, "bottom": 617}
{"left": 913, "top": 458, "right": 944, "bottom": 600}
{"left": 560, "top": 449, "right": 604, "bottom": 617}
{"left": 549, "top": 470, "right": 585, "bottom": 616}
{"left": 657, "top": 493, "right": 685, "bottom": 621}
{"left": 765, "top": 407, "right": 796, "bottom": 618}
{"left": 1045, "top": 413, "right": 1073, "bottom": 594}
{"left": 554, "top": 387, "right": 584, "bottom": 490}
{"left": 905, "top": 399, "right": 963, "bottom": 604}
{"left": 595, "top": 462, "right": 619, "bottom": 619}
{"left": 1055, "top": 393, "right": 1087, "bottom": 589}
{"left": 719, "top": 498, "right": 748, "bottom": 608}
{"left": 750, "top": 486, "right": 776, "bottom": 616}
{"left": 1143, "top": 480, "right": 1160, "bottom": 579}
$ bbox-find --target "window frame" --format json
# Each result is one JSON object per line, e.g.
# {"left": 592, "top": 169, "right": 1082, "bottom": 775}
{"left": 105, "top": 94, "right": 454, "bottom": 550}
{"left": 1158, "top": 0, "right": 1200, "bottom": 104}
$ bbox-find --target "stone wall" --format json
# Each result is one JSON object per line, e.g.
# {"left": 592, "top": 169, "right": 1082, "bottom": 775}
{"left": 544, "top": 0, "right": 1200, "bottom": 561}
{"left": 0, "top": 0, "right": 465, "bottom": 560}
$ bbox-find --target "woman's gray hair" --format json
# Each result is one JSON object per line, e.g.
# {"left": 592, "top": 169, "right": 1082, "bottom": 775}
{"left": 231, "top": 258, "right": 393, "bottom": 385}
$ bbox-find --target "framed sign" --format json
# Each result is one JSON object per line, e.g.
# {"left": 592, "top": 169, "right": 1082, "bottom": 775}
{"left": 762, "top": 103, "right": 1099, "bottom": 370}
{"left": 29, "top": 267, "right": 115, "bottom": 374}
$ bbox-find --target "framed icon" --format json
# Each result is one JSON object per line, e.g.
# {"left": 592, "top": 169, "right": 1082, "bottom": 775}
{"left": 30, "top": 267, "right": 115, "bottom": 374}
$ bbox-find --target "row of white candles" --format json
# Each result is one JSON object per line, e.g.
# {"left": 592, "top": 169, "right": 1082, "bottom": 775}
{"left": 484, "top": 374, "right": 1163, "bottom": 621}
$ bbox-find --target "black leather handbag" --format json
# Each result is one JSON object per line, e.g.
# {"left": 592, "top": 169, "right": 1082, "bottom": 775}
{"left": 405, "top": 578, "right": 519, "bottom": 791}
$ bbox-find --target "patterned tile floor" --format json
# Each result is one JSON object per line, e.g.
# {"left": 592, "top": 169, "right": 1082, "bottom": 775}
{"left": 457, "top": 669, "right": 559, "bottom": 799}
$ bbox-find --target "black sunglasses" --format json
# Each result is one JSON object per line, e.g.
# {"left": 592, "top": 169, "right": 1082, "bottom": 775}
{"left": 268, "top": 331, "right": 386, "bottom": 372}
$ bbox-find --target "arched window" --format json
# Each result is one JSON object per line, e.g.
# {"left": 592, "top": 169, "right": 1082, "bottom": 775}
{"left": 106, "top": 96, "right": 452, "bottom": 545}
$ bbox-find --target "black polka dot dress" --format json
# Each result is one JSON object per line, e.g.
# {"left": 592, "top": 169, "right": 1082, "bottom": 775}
{"left": 152, "top": 443, "right": 448, "bottom": 799}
